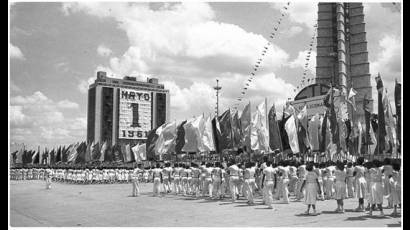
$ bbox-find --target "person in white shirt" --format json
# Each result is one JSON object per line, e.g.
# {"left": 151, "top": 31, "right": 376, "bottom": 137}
{"left": 152, "top": 163, "right": 163, "bottom": 197}
{"left": 228, "top": 159, "right": 241, "bottom": 203}
{"left": 262, "top": 161, "right": 276, "bottom": 209}
{"left": 211, "top": 162, "right": 223, "bottom": 199}
{"left": 202, "top": 163, "right": 213, "bottom": 198}
{"left": 132, "top": 165, "right": 142, "bottom": 197}
{"left": 244, "top": 162, "right": 257, "bottom": 205}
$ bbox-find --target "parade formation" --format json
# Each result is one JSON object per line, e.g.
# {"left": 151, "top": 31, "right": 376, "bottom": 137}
{"left": 10, "top": 156, "right": 401, "bottom": 217}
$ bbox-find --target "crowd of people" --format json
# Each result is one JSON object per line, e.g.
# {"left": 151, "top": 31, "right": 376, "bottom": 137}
{"left": 10, "top": 157, "right": 401, "bottom": 216}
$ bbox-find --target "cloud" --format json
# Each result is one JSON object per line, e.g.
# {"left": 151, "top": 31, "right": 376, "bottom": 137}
{"left": 57, "top": 99, "right": 79, "bottom": 109}
{"left": 77, "top": 77, "right": 96, "bottom": 94}
{"left": 370, "top": 34, "right": 401, "bottom": 113}
{"left": 288, "top": 50, "right": 317, "bottom": 75}
{"left": 271, "top": 2, "right": 318, "bottom": 28}
{"left": 10, "top": 81, "right": 21, "bottom": 92}
{"left": 10, "top": 91, "right": 86, "bottom": 147}
{"left": 63, "top": 2, "right": 294, "bottom": 121}
{"left": 10, "top": 43, "right": 25, "bottom": 60}
{"left": 97, "top": 44, "right": 112, "bottom": 57}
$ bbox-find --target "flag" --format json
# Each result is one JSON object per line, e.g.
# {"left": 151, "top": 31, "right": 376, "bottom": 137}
{"left": 156, "top": 121, "right": 178, "bottom": 155}
{"left": 182, "top": 118, "right": 201, "bottom": 152}
{"left": 357, "top": 121, "right": 363, "bottom": 155}
{"left": 296, "top": 105, "right": 310, "bottom": 154}
{"left": 124, "top": 144, "right": 132, "bottom": 162}
{"left": 91, "top": 142, "right": 100, "bottom": 160}
{"left": 369, "top": 121, "right": 377, "bottom": 155}
{"left": 99, "top": 141, "right": 107, "bottom": 162}
{"left": 85, "top": 142, "right": 92, "bottom": 162}
{"left": 319, "top": 111, "right": 329, "bottom": 153}
{"left": 132, "top": 143, "right": 146, "bottom": 162}
{"left": 39, "top": 148, "right": 43, "bottom": 165}
{"left": 31, "top": 150, "right": 39, "bottom": 164}
{"left": 345, "top": 119, "right": 352, "bottom": 152}
{"left": 211, "top": 116, "right": 222, "bottom": 153}
{"left": 74, "top": 142, "right": 87, "bottom": 164}
{"left": 251, "top": 101, "right": 269, "bottom": 152}
{"left": 231, "top": 111, "right": 242, "bottom": 149}
{"left": 394, "top": 79, "right": 401, "bottom": 147}
{"left": 55, "top": 146, "right": 62, "bottom": 163}
{"left": 284, "top": 115, "right": 300, "bottom": 154}
{"left": 308, "top": 113, "right": 320, "bottom": 151}
{"left": 49, "top": 149, "right": 55, "bottom": 165}
{"left": 347, "top": 88, "right": 358, "bottom": 111}
{"left": 363, "top": 94, "right": 372, "bottom": 145}
{"left": 16, "top": 149, "right": 24, "bottom": 164}
{"left": 112, "top": 144, "right": 123, "bottom": 162}
{"left": 375, "top": 74, "right": 387, "bottom": 154}
{"left": 279, "top": 115, "right": 291, "bottom": 151}
{"left": 383, "top": 90, "right": 397, "bottom": 155}
{"left": 268, "top": 103, "right": 283, "bottom": 151}
{"left": 146, "top": 126, "right": 161, "bottom": 160}
{"left": 175, "top": 120, "right": 187, "bottom": 154}
{"left": 283, "top": 102, "right": 296, "bottom": 119}
{"left": 240, "top": 102, "right": 251, "bottom": 151}
{"left": 324, "top": 86, "right": 340, "bottom": 148}
{"left": 217, "top": 109, "right": 234, "bottom": 151}
{"left": 200, "top": 116, "right": 215, "bottom": 152}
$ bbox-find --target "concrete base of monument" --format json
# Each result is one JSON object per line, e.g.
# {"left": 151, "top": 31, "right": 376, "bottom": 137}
{"left": 10, "top": 180, "right": 401, "bottom": 227}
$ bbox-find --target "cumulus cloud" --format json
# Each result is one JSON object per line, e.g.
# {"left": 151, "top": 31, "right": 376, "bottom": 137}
{"left": 370, "top": 34, "right": 401, "bottom": 113}
{"left": 97, "top": 44, "right": 112, "bottom": 57}
{"left": 10, "top": 91, "right": 86, "bottom": 147}
{"left": 271, "top": 2, "right": 318, "bottom": 29}
{"left": 10, "top": 43, "right": 25, "bottom": 60}
{"left": 10, "top": 81, "right": 21, "bottom": 92}
{"left": 288, "top": 50, "right": 317, "bottom": 75}
{"left": 63, "top": 2, "right": 295, "bottom": 121}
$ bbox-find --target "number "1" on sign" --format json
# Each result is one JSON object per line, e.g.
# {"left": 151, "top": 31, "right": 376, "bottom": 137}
{"left": 130, "top": 103, "right": 141, "bottom": 127}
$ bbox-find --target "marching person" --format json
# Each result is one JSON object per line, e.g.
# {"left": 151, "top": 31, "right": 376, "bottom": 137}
{"left": 191, "top": 163, "right": 201, "bottom": 197}
{"left": 262, "top": 161, "right": 276, "bottom": 209}
{"left": 202, "top": 163, "right": 213, "bottom": 198}
{"left": 353, "top": 157, "right": 367, "bottom": 212}
{"left": 244, "top": 162, "right": 257, "bottom": 205}
{"left": 132, "top": 164, "right": 142, "bottom": 197}
{"left": 279, "top": 163, "right": 290, "bottom": 204}
{"left": 346, "top": 162, "right": 355, "bottom": 198}
{"left": 211, "top": 162, "right": 223, "bottom": 199}
{"left": 390, "top": 159, "right": 401, "bottom": 216}
{"left": 152, "top": 163, "right": 163, "bottom": 197}
{"left": 45, "top": 166, "right": 53, "bottom": 189}
{"left": 162, "top": 162, "right": 173, "bottom": 194}
{"left": 368, "top": 160, "right": 384, "bottom": 216}
{"left": 299, "top": 162, "right": 321, "bottom": 215}
{"left": 228, "top": 159, "right": 241, "bottom": 203}
{"left": 173, "top": 163, "right": 182, "bottom": 195}
{"left": 334, "top": 161, "right": 347, "bottom": 213}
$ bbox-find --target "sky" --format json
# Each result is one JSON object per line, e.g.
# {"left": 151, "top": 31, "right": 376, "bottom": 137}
{"left": 9, "top": 1, "right": 401, "bottom": 150}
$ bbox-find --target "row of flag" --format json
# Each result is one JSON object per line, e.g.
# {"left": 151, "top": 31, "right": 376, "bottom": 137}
{"left": 11, "top": 76, "right": 401, "bottom": 165}
{"left": 11, "top": 141, "right": 148, "bottom": 165}
{"left": 235, "top": 2, "right": 291, "bottom": 108}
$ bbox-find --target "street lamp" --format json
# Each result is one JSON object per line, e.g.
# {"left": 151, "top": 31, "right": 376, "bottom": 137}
{"left": 213, "top": 79, "right": 222, "bottom": 117}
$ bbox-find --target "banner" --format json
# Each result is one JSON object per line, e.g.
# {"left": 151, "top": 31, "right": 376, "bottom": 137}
{"left": 156, "top": 121, "right": 177, "bottom": 155}
{"left": 240, "top": 102, "right": 251, "bottom": 151}
{"left": 375, "top": 74, "right": 387, "bottom": 154}
{"left": 118, "top": 88, "right": 152, "bottom": 140}
{"left": 231, "top": 111, "right": 242, "bottom": 149}
{"left": 200, "top": 116, "right": 215, "bottom": 152}
{"left": 284, "top": 115, "right": 299, "bottom": 154}
{"left": 308, "top": 113, "right": 320, "bottom": 151}
{"left": 268, "top": 103, "right": 282, "bottom": 152}
{"left": 218, "top": 109, "right": 234, "bottom": 151}
{"left": 175, "top": 120, "right": 187, "bottom": 154}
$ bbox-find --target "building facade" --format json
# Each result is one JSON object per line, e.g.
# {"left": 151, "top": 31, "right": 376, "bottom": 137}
{"left": 315, "top": 2, "right": 372, "bottom": 123}
{"left": 87, "top": 71, "right": 170, "bottom": 146}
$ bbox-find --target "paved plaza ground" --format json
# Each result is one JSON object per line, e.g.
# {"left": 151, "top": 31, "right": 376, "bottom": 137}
{"left": 10, "top": 180, "right": 401, "bottom": 227}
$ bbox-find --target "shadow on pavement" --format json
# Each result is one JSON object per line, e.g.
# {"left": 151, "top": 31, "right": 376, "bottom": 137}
{"left": 344, "top": 215, "right": 391, "bottom": 221}
{"left": 386, "top": 222, "right": 401, "bottom": 227}
{"left": 321, "top": 211, "right": 343, "bottom": 214}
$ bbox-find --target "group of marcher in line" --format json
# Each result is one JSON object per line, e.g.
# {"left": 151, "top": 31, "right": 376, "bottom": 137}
{"left": 10, "top": 157, "right": 401, "bottom": 216}
{"left": 143, "top": 157, "right": 401, "bottom": 216}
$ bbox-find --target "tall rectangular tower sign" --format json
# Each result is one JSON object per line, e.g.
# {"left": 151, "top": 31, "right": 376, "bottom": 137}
{"left": 118, "top": 88, "right": 152, "bottom": 139}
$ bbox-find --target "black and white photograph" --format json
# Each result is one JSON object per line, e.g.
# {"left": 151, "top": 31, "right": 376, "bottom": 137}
{"left": 9, "top": 0, "right": 402, "bottom": 228}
